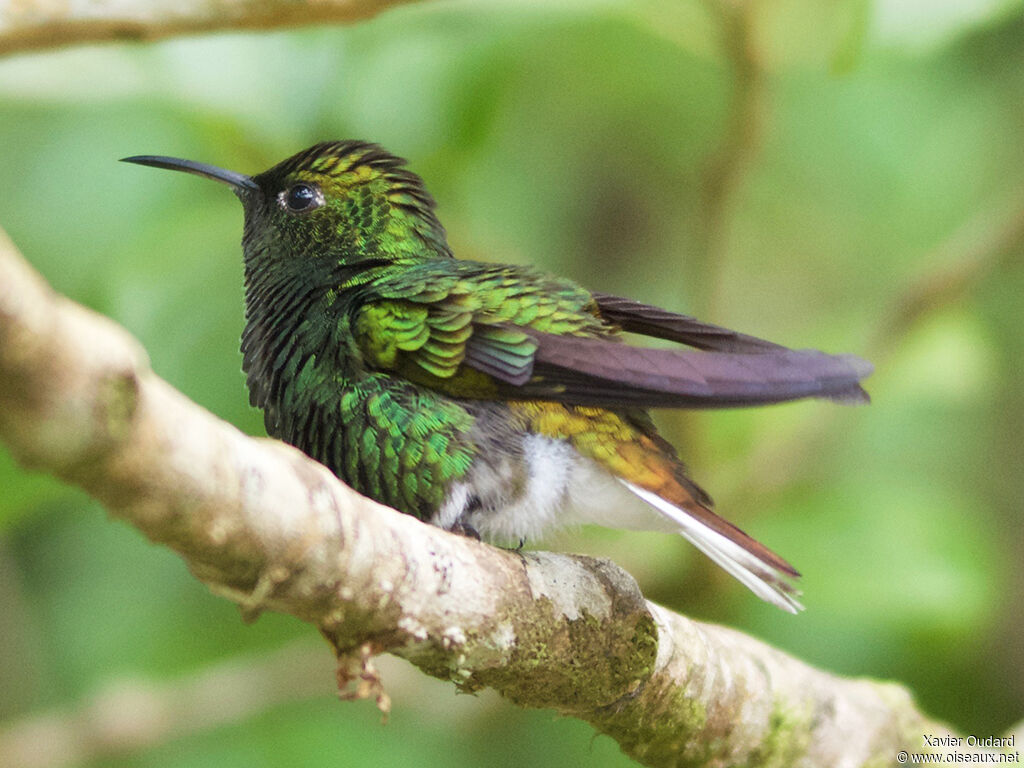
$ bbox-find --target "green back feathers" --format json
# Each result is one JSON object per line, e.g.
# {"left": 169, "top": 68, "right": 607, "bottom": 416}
{"left": 352, "top": 261, "right": 610, "bottom": 398}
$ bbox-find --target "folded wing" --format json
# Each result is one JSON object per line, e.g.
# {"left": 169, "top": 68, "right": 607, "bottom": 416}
{"left": 357, "top": 284, "right": 873, "bottom": 409}
{"left": 519, "top": 328, "right": 873, "bottom": 408}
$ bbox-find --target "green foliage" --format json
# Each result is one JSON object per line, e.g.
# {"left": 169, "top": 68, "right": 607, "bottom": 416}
{"left": 1, "top": 1, "right": 1022, "bottom": 765}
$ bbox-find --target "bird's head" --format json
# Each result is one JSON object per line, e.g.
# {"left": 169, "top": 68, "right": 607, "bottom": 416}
{"left": 122, "top": 141, "right": 451, "bottom": 268}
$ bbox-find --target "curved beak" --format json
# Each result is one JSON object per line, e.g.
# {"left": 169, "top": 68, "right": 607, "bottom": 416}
{"left": 120, "top": 155, "right": 259, "bottom": 193}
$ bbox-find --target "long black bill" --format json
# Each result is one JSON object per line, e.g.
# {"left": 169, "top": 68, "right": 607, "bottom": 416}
{"left": 120, "top": 155, "right": 259, "bottom": 192}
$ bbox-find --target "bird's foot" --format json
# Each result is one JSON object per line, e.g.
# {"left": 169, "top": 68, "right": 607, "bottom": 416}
{"left": 449, "top": 521, "right": 482, "bottom": 541}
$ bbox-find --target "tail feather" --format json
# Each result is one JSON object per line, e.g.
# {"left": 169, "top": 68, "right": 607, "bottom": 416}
{"left": 622, "top": 481, "right": 803, "bottom": 613}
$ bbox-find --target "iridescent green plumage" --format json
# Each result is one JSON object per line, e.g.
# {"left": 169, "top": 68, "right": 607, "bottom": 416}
{"left": 122, "top": 141, "right": 874, "bottom": 612}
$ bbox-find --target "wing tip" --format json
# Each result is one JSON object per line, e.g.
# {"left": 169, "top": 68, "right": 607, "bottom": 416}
{"left": 818, "top": 353, "right": 874, "bottom": 406}
{"left": 843, "top": 353, "right": 875, "bottom": 379}
{"left": 825, "top": 385, "right": 871, "bottom": 405}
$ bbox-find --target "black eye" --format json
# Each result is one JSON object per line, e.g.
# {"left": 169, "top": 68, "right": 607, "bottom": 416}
{"left": 282, "top": 183, "right": 322, "bottom": 213}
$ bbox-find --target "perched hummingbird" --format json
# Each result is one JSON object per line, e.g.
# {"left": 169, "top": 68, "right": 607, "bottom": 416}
{"left": 123, "top": 141, "right": 872, "bottom": 612}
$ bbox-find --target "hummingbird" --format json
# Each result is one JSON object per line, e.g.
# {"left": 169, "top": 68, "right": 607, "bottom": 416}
{"left": 122, "top": 141, "right": 872, "bottom": 613}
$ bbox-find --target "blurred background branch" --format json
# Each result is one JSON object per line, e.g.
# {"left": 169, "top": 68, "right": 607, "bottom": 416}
{"left": 873, "top": 190, "right": 1024, "bottom": 352}
{"left": 0, "top": 0, "right": 421, "bottom": 57}
{"left": 0, "top": 640, "right": 335, "bottom": 768}
{"left": 695, "top": 0, "right": 765, "bottom": 317}
{"left": 730, "top": 187, "right": 1024, "bottom": 498}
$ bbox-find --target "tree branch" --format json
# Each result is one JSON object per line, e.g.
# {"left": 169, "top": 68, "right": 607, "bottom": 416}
{"left": 0, "top": 230, "right": 1011, "bottom": 766}
{"left": 0, "top": 0, "right": 421, "bottom": 58}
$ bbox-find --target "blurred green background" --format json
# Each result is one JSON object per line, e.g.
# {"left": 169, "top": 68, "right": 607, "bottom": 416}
{"left": 1, "top": 0, "right": 1023, "bottom": 765}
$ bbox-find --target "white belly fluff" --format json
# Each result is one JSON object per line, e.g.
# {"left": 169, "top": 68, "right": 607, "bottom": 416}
{"left": 432, "top": 433, "right": 802, "bottom": 614}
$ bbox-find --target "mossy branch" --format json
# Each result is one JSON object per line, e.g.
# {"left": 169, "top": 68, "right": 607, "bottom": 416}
{"left": 0, "top": 231, "right": 1013, "bottom": 767}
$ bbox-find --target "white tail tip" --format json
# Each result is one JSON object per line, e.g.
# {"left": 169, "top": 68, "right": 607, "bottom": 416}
{"left": 622, "top": 481, "right": 804, "bottom": 613}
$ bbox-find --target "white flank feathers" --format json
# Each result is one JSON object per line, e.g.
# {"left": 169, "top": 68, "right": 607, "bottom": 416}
{"left": 621, "top": 481, "right": 803, "bottom": 613}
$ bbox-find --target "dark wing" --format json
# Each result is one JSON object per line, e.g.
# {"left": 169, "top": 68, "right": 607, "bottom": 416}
{"left": 591, "top": 293, "right": 787, "bottom": 353}
{"left": 518, "top": 329, "right": 873, "bottom": 408}
{"left": 356, "top": 269, "right": 873, "bottom": 408}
